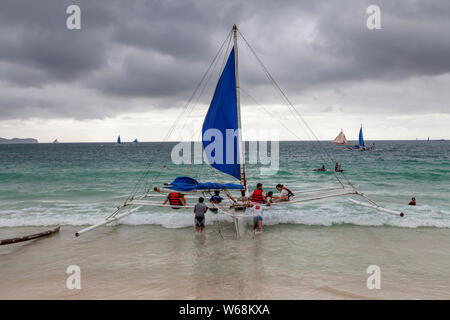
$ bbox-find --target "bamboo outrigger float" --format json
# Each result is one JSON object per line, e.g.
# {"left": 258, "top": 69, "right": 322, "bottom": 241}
{"left": 75, "top": 25, "right": 405, "bottom": 239}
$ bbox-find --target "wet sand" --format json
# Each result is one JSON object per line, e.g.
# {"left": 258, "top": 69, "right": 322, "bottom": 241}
{"left": 1, "top": 224, "right": 449, "bottom": 299}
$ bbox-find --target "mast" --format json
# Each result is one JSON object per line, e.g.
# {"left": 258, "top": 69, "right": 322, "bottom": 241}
{"left": 233, "top": 24, "right": 246, "bottom": 192}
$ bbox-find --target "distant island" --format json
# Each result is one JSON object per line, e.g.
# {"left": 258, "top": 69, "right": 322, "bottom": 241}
{"left": 0, "top": 137, "right": 38, "bottom": 144}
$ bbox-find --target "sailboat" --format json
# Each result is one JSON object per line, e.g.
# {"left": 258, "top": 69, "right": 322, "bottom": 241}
{"left": 75, "top": 25, "right": 404, "bottom": 239}
{"left": 117, "top": 135, "right": 122, "bottom": 144}
{"left": 133, "top": 139, "right": 139, "bottom": 143}
{"left": 358, "top": 125, "right": 376, "bottom": 150}
{"left": 347, "top": 125, "right": 374, "bottom": 151}
{"left": 357, "top": 125, "right": 366, "bottom": 150}
{"left": 333, "top": 129, "right": 348, "bottom": 145}
{"left": 359, "top": 125, "right": 369, "bottom": 149}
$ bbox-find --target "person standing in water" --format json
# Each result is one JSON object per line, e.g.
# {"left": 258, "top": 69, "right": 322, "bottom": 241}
{"left": 408, "top": 197, "right": 416, "bottom": 206}
{"left": 251, "top": 204, "right": 269, "bottom": 232}
{"left": 194, "top": 197, "right": 208, "bottom": 233}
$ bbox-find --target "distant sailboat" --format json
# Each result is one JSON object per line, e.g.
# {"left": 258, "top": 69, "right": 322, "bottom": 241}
{"left": 358, "top": 125, "right": 365, "bottom": 148}
{"left": 347, "top": 124, "right": 374, "bottom": 151}
{"left": 427, "top": 137, "right": 430, "bottom": 142}
{"left": 133, "top": 139, "right": 139, "bottom": 143}
{"left": 52, "top": 139, "right": 59, "bottom": 144}
{"left": 117, "top": 135, "right": 122, "bottom": 144}
{"left": 333, "top": 129, "right": 348, "bottom": 145}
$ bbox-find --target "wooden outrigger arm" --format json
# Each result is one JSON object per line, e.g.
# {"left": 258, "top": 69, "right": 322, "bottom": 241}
{"left": 75, "top": 205, "right": 142, "bottom": 237}
{"left": 349, "top": 198, "right": 404, "bottom": 217}
{"left": 75, "top": 189, "right": 405, "bottom": 238}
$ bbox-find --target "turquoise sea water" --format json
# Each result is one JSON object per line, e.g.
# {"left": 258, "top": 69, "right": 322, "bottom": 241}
{"left": 1, "top": 140, "right": 449, "bottom": 229}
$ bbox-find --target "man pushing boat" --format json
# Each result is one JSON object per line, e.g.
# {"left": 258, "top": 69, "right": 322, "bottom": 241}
{"left": 251, "top": 203, "right": 268, "bottom": 232}
{"left": 194, "top": 197, "right": 208, "bottom": 233}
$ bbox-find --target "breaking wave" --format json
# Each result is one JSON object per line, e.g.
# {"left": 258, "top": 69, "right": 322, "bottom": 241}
{"left": 1, "top": 201, "right": 449, "bottom": 229}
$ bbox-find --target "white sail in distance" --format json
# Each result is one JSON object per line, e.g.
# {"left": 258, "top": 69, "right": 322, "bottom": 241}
{"left": 333, "top": 129, "right": 348, "bottom": 145}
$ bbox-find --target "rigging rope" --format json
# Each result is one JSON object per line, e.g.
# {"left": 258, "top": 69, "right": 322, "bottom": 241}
{"left": 128, "top": 27, "right": 364, "bottom": 208}
{"left": 164, "top": 30, "right": 232, "bottom": 142}
{"left": 123, "top": 30, "right": 233, "bottom": 202}
{"left": 237, "top": 29, "right": 352, "bottom": 188}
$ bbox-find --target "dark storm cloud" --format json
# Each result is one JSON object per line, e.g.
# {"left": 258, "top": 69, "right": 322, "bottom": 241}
{"left": 235, "top": 0, "right": 450, "bottom": 90}
{"left": 314, "top": 1, "right": 450, "bottom": 81}
{"left": 90, "top": 51, "right": 203, "bottom": 97}
{"left": 0, "top": 0, "right": 114, "bottom": 83}
{"left": 0, "top": 0, "right": 449, "bottom": 120}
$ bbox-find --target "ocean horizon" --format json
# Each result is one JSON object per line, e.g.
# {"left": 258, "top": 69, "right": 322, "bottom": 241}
{"left": 1, "top": 140, "right": 449, "bottom": 299}
{"left": 1, "top": 140, "right": 448, "bottom": 228}
{"left": 2, "top": 139, "right": 448, "bottom": 144}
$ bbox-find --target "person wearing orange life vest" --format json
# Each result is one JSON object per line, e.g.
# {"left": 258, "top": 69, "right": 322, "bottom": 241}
{"left": 250, "top": 183, "right": 267, "bottom": 205}
{"left": 275, "top": 184, "right": 294, "bottom": 202}
{"left": 162, "top": 192, "right": 186, "bottom": 209}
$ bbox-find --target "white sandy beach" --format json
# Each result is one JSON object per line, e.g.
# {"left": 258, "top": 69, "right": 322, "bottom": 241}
{"left": 1, "top": 224, "right": 449, "bottom": 300}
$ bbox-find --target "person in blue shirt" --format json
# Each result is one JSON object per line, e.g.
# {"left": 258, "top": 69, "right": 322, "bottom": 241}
{"left": 209, "top": 190, "right": 223, "bottom": 213}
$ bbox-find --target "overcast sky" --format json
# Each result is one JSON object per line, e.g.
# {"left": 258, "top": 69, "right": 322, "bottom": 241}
{"left": 0, "top": 0, "right": 449, "bottom": 142}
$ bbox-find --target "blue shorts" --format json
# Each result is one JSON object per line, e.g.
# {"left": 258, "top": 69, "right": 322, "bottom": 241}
{"left": 253, "top": 216, "right": 263, "bottom": 223}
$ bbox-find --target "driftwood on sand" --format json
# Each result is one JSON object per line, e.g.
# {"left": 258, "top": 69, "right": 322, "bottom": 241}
{"left": 0, "top": 227, "right": 60, "bottom": 245}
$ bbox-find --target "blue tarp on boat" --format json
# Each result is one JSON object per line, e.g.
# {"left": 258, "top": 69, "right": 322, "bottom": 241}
{"left": 166, "top": 176, "right": 243, "bottom": 192}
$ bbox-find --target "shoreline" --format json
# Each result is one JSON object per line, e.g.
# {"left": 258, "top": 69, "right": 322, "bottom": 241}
{"left": 1, "top": 224, "right": 449, "bottom": 300}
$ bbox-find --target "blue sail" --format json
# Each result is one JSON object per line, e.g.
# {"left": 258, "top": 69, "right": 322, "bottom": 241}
{"left": 358, "top": 126, "right": 365, "bottom": 147}
{"left": 117, "top": 135, "right": 121, "bottom": 144}
{"left": 202, "top": 47, "right": 241, "bottom": 180}
{"left": 133, "top": 139, "right": 138, "bottom": 143}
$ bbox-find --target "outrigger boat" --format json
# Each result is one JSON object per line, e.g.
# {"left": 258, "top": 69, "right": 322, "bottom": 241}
{"left": 75, "top": 25, "right": 404, "bottom": 239}
{"left": 333, "top": 129, "right": 348, "bottom": 145}
{"left": 347, "top": 124, "right": 375, "bottom": 151}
